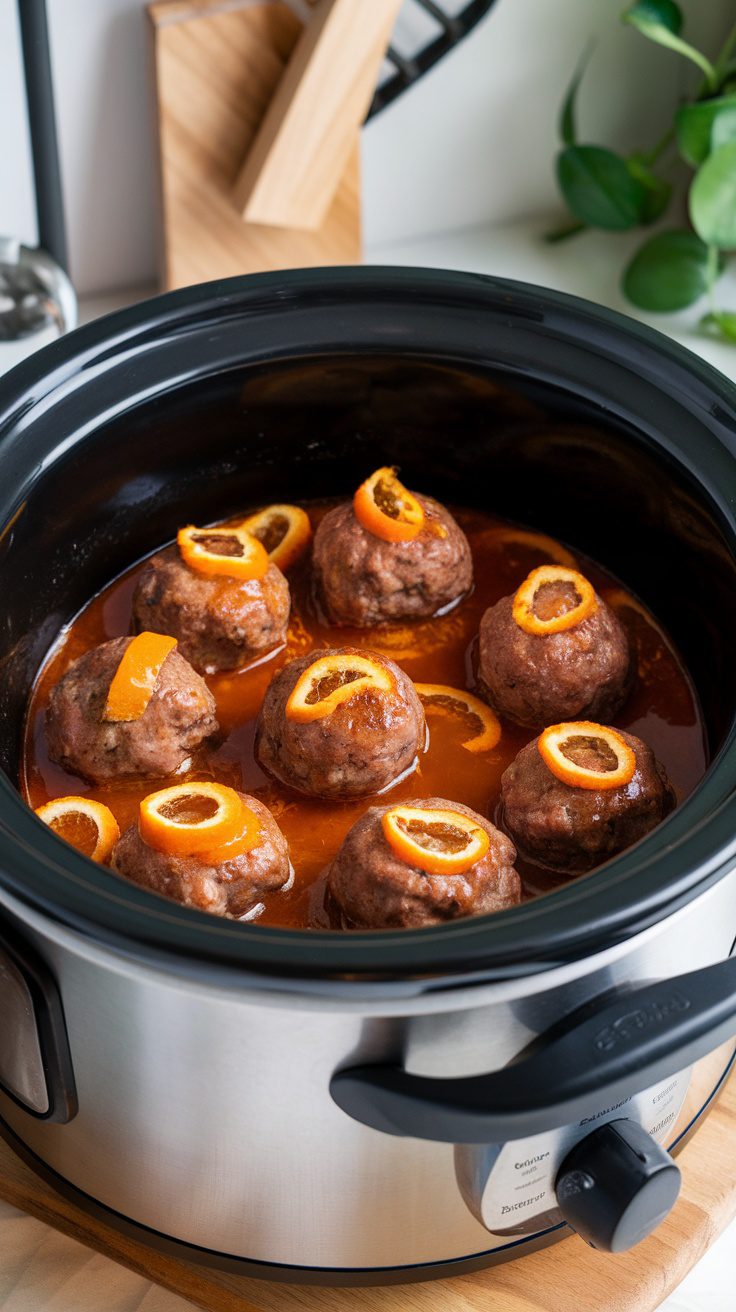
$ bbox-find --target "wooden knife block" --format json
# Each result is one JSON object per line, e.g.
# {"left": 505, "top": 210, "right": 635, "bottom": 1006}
{"left": 148, "top": 0, "right": 361, "bottom": 290}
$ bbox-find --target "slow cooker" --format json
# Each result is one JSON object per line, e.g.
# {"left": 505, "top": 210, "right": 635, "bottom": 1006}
{"left": 1, "top": 268, "right": 736, "bottom": 1284}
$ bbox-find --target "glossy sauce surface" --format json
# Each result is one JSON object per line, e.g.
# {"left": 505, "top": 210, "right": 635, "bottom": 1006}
{"left": 21, "top": 502, "right": 707, "bottom": 928}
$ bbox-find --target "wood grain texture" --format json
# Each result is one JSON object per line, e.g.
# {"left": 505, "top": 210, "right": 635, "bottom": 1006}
{"left": 232, "top": 0, "right": 402, "bottom": 230}
{"left": 147, "top": 0, "right": 361, "bottom": 291}
{"left": 0, "top": 1058, "right": 735, "bottom": 1312}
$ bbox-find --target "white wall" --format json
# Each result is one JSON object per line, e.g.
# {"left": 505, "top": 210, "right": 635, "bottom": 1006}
{"left": 0, "top": 1, "right": 36, "bottom": 257}
{"left": 363, "top": 0, "right": 734, "bottom": 245}
{"left": 0, "top": 0, "right": 732, "bottom": 295}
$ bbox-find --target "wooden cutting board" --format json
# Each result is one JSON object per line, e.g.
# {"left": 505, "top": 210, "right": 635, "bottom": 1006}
{"left": 1, "top": 1055, "right": 735, "bottom": 1312}
{"left": 147, "top": 0, "right": 361, "bottom": 290}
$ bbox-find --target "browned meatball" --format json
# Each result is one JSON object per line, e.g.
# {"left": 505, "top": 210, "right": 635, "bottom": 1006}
{"left": 111, "top": 794, "right": 291, "bottom": 918}
{"left": 46, "top": 637, "right": 218, "bottom": 782}
{"left": 132, "top": 547, "right": 290, "bottom": 673}
{"left": 500, "top": 730, "right": 675, "bottom": 873}
{"left": 478, "top": 582, "right": 632, "bottom": 729}
{"left": 313, "top": 496, "right": 472, "bottom": 626}
{"left": 255, "top": 648, "right": 426, "bottom": 799}
{"left": 327, "top": 797, "right": 521, "bottom": 928}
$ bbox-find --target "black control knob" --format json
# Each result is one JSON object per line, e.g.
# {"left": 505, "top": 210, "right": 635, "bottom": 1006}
{"left": 555, "top": 1118, "right": 681, "bottom": 1252}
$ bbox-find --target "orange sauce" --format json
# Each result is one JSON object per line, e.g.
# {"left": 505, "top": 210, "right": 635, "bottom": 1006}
{"left": 21, "top": 503, "right": 707, "bottom": 927}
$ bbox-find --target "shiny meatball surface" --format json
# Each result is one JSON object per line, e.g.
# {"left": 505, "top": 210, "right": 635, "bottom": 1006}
{"left": 327, "top": 796, "right": 521, "bottom": 928}
{"left": 46, "top": 636, "right": 218, "bottom": 783}
{"left": 478, "top": 584, "right": 632, "bottom": 729}
{"left": 500, "top": 730, "right": 675, "bottom": 873}
{"left": 313, "top": 495, "right": 472, "bottom": 626}
{"left": 111, "top": 793, "right": 291, "bottom": 918}
{"left": 255, "top": 647, "right": 426, "bottom": 799}
{"left": 132, "top": 547, "right": 290, "bottom": 673}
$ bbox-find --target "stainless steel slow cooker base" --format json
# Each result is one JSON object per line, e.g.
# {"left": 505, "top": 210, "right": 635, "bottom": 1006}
{"left": 0, "top": 1116, "right": 566, "bottom": 1282}
{"left": 1, "top": 1045, "right": 732, "bottom": 1285}
{"left": 2, "top": 871, "right": 735, "bottom": 1275}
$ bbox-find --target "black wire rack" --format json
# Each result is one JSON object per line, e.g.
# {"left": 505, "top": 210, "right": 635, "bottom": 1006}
{"left": 368, "top": 0, "right": 499, "bottom": 119}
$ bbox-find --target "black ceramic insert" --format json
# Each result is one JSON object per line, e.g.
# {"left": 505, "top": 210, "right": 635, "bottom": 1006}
{"left": 0, "top": 269, "right": 734, "bottom": 987}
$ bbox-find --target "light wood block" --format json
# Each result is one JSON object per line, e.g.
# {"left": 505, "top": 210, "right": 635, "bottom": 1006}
{"left": 1, "top": 1060, "right": 735, "bottom": 1312}
{"left": 147, "top": 0, "right": 361, "bottom": 290}
{"left": 231, "top": 0, "right": 402, "bottom": 231}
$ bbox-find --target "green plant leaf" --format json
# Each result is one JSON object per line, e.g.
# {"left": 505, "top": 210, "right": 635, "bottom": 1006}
{"left": 711, "top": 106, "right": 736, "bottom": 150}
{"left": 559, "top": 52, "right": 591, "bottom": 146}
{"left": 626, "top": 154, "right": 672, "bottom": 222}
{"left": 622, "top": 231, "right": 718, "bottom": 310}
{"left": 675, "top": 96, "right": 736, "bottom": 165}
{"left": 718, "top": 59, "right": 736, "bottom": 93}
{"left": 557, "top": 146, "right": 646, "bottom": 230}
{"left": 622, "top": 0, "right": 682, "bottom": 35}
{"left": 544, "top": 220, "right": 587, "bottom": 243}
{"left": 690, "top": 141, "right": 736, "bottom": 248}
{"left": 641, "top": 176, "right": 672, "bottom": 222}
{"left": 622, "top": 1, "right": 717, "bottom": 87}
{"left": 700, "top": 310, "right": 736, "bottom": 341}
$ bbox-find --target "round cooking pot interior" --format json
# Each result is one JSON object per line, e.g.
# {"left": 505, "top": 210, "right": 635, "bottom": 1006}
{"left": 0, "top": 269, "right": 735, "bottom": 982}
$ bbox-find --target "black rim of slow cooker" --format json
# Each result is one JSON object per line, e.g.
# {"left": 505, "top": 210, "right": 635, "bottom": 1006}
{"left": 1, "top": 266, "right": 736, "bottom": 989}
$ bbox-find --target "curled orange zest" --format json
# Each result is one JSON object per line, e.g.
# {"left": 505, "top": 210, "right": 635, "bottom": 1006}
{"left": 177, "top": 525, "right": 269, "bottom": 581}
{"left": 240, "top": 504, "right": 311, "bottom": 571}
{"left": 103, "top": 632, "right": 178, "bottom": 722}
{"left": 490, "top": 527, "right": 576, "bottom": 568}
{"left": 198, "top": 807, "right": 263, "bottom": 864}
{"left": 414, "top": 683, "right": 501, "bottom": 753}
{"left": 35, "top": 796, "right": 120, "bottom": 863}
{"left": 512, "top": 565, "right": 597, "bottom": 636}
{"left": 353, "top": 467, "right": 425, "bottom": 543}
{"left": 538, "top": 722, "right": 636, "bottom": 791}
{"left": 139, "top": 782, "right": 249, "bottom": 857}
{"left": 286, "top": 651, "right": 394, "bottom": 723}
{"left": 381, "top": 805, "right": 490, "bottom": 875}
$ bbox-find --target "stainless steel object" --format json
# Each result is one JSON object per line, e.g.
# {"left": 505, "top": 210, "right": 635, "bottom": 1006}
{"left": 4, "top": 0, "right": 76, "bottom": 375}
{"left": 0, "top": 874, "right": 734, "bottom": 1270}
{"left": 0, "top": 238, "right": 76, "bottom": 374}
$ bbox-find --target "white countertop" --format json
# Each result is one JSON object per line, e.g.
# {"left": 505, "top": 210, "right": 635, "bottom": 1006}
{"left": 2, "top": 218, "right": 735, "bottom": 1310}
{"left": 72, "top": 215, "right": 736, "bottom": 385}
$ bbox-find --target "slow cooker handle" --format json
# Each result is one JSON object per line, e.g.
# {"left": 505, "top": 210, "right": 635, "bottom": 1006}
{"left": 330, "top": 957, "right": 736, "bottom": 1143}
{"left": 0, "top": 922, "right": 77, "bottom": 1124}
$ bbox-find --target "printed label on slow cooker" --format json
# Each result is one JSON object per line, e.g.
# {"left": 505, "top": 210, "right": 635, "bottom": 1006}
{"left": 472, "top": 1068, "right": 691, "bottom": 1234}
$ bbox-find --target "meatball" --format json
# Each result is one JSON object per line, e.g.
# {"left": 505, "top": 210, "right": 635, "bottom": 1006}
{"left": 132, "top": 546, "right": 290, "bottom": 673}
{"left": 478, "top": 579, "right": 632, "bottom": 729}
{"left": 46, "top": 636, "right": 218, "bottom": 782}
{"left": 500, "top": 730, "right": 675, "bottom": 873}
{"left": 255, "top": 647, "right": 425, "bottom": 799}
{"left": 327, "top": 797, "right": 521, "bottom": 928}
{"left": 313, "top": 496, "right": 472, "bottom": 625}
{"left": 111, "top": 793, "right": 290, "bottom": 919}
